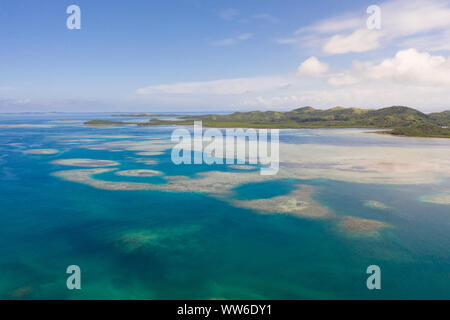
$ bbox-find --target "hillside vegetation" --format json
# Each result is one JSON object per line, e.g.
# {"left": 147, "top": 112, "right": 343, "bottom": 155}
{"left": 84, "top": 106, "right": 450, "bottom": 138}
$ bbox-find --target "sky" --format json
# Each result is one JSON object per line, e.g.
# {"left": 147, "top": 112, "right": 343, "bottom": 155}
{"left": 1, "top": 0, "right": 450, "bottom": 113}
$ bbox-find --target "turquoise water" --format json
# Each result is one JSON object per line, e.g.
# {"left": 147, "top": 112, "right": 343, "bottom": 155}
{"left": 0, "top": 113, "right": 448, "bottom": 299}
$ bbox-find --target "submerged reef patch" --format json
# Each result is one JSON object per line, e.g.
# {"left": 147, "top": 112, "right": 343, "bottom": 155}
{"left": 0, "top": 124, "right": 54, "bottom": 128}
{"left": 113, "top": 225, "right": 202, "bottom": 253}
{"left": 229, "top": 165, "right": 258, "bottom": 170}
{"left": 159, "top": 171, "right": 271, "bottom": 197}
{"left": 278, "top": 144, "right": 450, "bottom": 185}
{"left": 83, "top": 139, "right": 170, "bottom": 154}
{"left": 363, "top": 200, "right": 390, "bottom": 210}
{"left": 337, "top": 216, "right": 389, "bottom": 238}
{"left": 115, "top": 169, "right": 162, "bottom": 177}
{"left": 58, "top": 139, "right": 100, "bottom": 144}
{"left": 232, "top": 185, "right": 332, "bottom": 218}
{"left": 51, "top": 168, "right": 332, "bottom": 219}
{"left": 135, "top": 151, "right": 164, "bottom": 156}
{"left": 421, "top": 192, "right": 450, "bottom": 205}
{"left": 70, "top": 131, "right": 450, "bottom": 185}
{"left": 52, "top": 168, "right": 154, "bottom": 191}
{"left": 24, "top": 149, "right": 59, "bottom": 155}
{"left": 51, "top": 158, "right": 119, "bottom": 167}
{"left": 164, "top": 176, "right": 189, "bottom": 181}
{"left": 9, "top": 286, "right": 33, "bottom": 298}
{"left": 134, "top": 158, "right": 159, "bottom": 165}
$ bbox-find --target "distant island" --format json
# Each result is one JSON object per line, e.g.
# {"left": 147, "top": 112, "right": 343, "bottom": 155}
{"left": 111, "top": 113, "right": 180, "bottom": 117}
{"left": 85, "top": 106, "right": 450, "bottom": 138}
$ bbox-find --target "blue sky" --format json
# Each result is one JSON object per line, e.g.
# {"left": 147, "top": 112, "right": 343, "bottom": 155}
{"left": 1, "top": 0, "right": 450, "bottom": 112}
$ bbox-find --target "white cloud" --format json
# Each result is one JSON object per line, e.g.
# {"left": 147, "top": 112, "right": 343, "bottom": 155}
{"left": 330, "top": 49, "right": 450, "bottom": 86}
{"left": 298, "top": 57, "right": 329, "bottom": 76}
{"left": 137, "top": 77, "right": 290, "bottom": 96}
{"left": 136, "top": 49, "right": 450, "bottom": 112}
{"left": 135, "top": 0, "right": 450, "bottom": 112}
{"left": 295, "top": 16, "right": 363, "bottom": 35}
{"left": 282, "top": 0, "right": 450, "bottom": 55}
{"left": 328, "top": 73, "right": 359, "bottom": 86}
{"left": 323, "top": 29, "right": 384, "bottom": 54}
{"left": 210, "top": 33, "right": 253, "bottom": 46}
{"left": 382, "top": 0, "right": 450, "bottom": 37}
{"left": 399, "top": 30, "right": 450, "bottom": 52}
{"left": 369, "top": 49, "right": 450, "bottom": 85}
{"left": 240, "top": 84, "right": 450, "bottom": 111}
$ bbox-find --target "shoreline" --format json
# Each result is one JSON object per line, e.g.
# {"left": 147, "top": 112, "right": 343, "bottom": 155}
{"left": 83, "top": 120, "right": 450, "bottom": 139}
{"left": 373, "top": 130, "right": 450, "bottom": 139}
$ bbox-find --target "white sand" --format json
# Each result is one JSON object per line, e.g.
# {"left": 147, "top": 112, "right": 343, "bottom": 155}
{"left": 24, "top": 149, "right": 59, "bottom": 155}
{"left": 51, "top": 158, "right": 119, "bottom": 167}
{"left": 115, "top": 169, "right": 162, "bottom": 177}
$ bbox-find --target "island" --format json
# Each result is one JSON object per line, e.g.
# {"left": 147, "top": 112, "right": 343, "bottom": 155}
{"left": 84, "top": 106, "right": 450, "bottom": 138}
{"left": 111, "top": 113, "right": 180, "bottom": 117}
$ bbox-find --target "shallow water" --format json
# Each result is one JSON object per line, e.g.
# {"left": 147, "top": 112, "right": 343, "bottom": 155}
{"left": 0, "top": 113, "right": 448, "bottom": 299}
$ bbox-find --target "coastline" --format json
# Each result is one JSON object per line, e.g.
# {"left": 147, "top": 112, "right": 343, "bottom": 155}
{"left": 82, "top": 106, "right": 450, "bottom": 138}
{"left": 83, "top": 120, "right": 450, "bottom": 139}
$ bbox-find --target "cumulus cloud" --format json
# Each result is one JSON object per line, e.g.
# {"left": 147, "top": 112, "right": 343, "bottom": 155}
{"left": 323, "top": 29, "right": 384, "bottom": 54}
{"left": 329, "top": 49, "right": 450, "bottom": 86}
{"left": 298, "top": 57, "right": 329, "bottom": 76}
{"left": 368, "top": 49, "right": 450, "bottom": 85}
{"left": 136, "top": 49, "right": 450, "bottom": 111}
{"left": 135, "top": 1, "right": 450, "bottom": 111}
{"left": 239, "top": 84, "right": 450, "bottom": 111}
{"left": 281, "top": 0, "right": 450, "bottom": 54}
{"left": 382, "top": 0, "right": 450, "bottom": 37}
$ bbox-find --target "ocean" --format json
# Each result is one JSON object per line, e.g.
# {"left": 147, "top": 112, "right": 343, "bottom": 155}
{"left": 0, "top": 113, "right": 448, "bottom": 299}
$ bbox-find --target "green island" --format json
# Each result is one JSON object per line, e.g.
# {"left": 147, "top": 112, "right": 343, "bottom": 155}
{"left": 85, "top": 106, "right": 450, "bottom": 138}
{"left": 111, "top": 112, "right": 180, "bottom": 117}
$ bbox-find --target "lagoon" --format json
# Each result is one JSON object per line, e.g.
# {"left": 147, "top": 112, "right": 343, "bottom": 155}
{"left": 0, "top": 113, "right": 449, "bottom": 299}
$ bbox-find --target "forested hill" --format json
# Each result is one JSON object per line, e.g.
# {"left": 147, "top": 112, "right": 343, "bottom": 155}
{"left": 187, "top": 106, "right": 448, "bottom": 127}
{"left": 85, "top": 106, "right": 450, "bottom": 138}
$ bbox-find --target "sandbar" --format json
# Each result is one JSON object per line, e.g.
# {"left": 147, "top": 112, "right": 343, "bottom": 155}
{"left": 24, "top": 149, "right": 59, "bottom": 155}
{"left": 363, "top": 200, "right": 390, "bottom": 210}
{"left": 115, "top": 169, "right": 162, "bottom": 177}
{"left": 337, "top": 216, "right": 389, "bottom": 237}
{"left": 51, "top": 158, "right": 119, "bottom": 167}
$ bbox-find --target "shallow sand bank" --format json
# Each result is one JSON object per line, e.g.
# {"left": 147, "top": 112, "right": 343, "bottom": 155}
{"left": 363, "top": 200, "right": 390, "bottom": 210}
{"left": 337, "top": 216, "right": 389, "bottom": 237}
{"left": 51, "top": 158, "right": 119, "bottom": 167}
{"left": 24, "top": 149, "right": 59, "bottom": 155}
{"left": 232, "top": 185, "right": 332, "bottom": 219}
{"left": 421, "top": 193, "right": 450, "bottom": 205}
{"left": 115, "top": 169, "right": 162, "bottom": 177}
